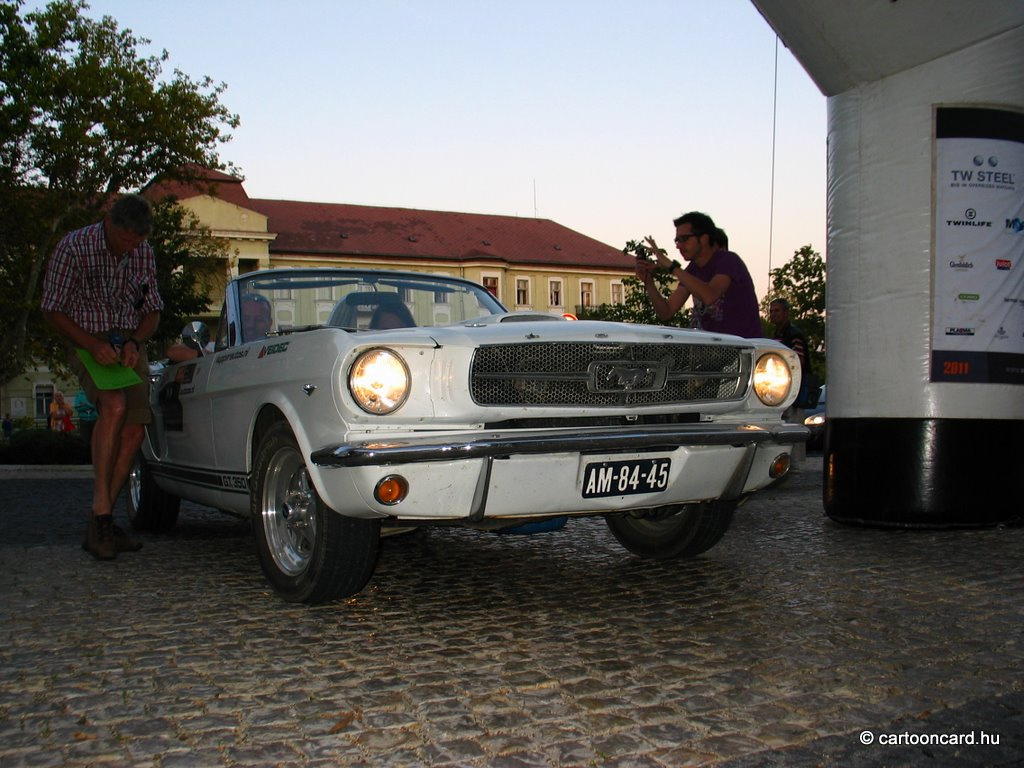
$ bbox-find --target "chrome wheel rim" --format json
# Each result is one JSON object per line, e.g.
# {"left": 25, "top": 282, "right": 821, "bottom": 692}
{"left": 128, "top": 458, "right": 142, "bottom": 518}
{"left": 262, "top": 446, "right": 317, "bottom": 576}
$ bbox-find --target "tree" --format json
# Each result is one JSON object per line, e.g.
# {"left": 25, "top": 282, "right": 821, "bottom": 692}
{"left": 763, "top": 244, "right": 826, "bottom": 381}
{"left": 0, "top": 0, "right": 239, "bottom": 383}
{"left": 577, "top": 239, "right": 691, "bottom": 327}
{"left": 147, "top": 198, "right": 228, "bottom": 352}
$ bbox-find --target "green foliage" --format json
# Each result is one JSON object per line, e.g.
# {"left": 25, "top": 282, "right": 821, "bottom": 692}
{"left": 0, "top": 0, "right": 239, "bottom": 383}
{"left": 764, "top": 244, "right": 826, "bottom": 381}
{"left": 622, "top": 238, "right": 658, "bottom": 261}
{"left": 147, "top": 198, "right": 228, "bottom": 354}
{"left": 577, "top": 239, "right": 691, "bottom": 327}
{"left": 0, "top": 428, "right": 89, "bottom": 464}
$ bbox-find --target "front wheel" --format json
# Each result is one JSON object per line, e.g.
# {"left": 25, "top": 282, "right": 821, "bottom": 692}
{"left": 127, "top": 453, "right": 180, "bottom": 532}
{"left": 606, "top": 500, "right": 737, "bottom": 559}
{"left": 251, "top": 423, "right": 380, "bottom": 603}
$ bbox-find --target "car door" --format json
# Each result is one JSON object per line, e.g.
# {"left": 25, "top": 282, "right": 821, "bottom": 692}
{"left": 151, "top": 356, "right": 217, "bottom": 477}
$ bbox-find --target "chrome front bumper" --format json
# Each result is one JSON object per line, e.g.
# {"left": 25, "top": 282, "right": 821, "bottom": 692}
{"left": 310, "top": 422, "right": 809, "bottom": 469}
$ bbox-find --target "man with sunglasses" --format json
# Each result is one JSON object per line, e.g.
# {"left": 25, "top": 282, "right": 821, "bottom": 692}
{"left": 42, "top": 194, "right": 163, "bottom": 561}
{"left": 636, "top": 211, "right": 762, "bottom": 338}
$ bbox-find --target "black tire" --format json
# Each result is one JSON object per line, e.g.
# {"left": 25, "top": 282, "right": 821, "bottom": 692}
{"left": 251, "top": 422, "right": 380, "bottom": 603}
{"left": 127, "top": 453, "right": 181, "bottom": 532}
{"left": 606, "top": 500, "right": 736, "bottom": 559}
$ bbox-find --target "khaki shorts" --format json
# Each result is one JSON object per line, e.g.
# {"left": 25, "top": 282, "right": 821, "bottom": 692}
{"left": 68, "top": 331, "right": 153, "bottom": 425}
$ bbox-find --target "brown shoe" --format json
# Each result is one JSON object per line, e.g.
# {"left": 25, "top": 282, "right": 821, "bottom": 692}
{"left": 112, "top": 522, "right": 143, "bottom": 552}
{"left": 83, "top": 515, "right": 117, "bottom": 561}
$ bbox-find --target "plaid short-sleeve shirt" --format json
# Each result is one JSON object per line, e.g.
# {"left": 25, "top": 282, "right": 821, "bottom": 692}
{"left": 41, "top": 221, "right": 164, "bottom": 333}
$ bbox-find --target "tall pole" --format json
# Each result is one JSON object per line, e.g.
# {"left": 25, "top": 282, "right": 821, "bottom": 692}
{"left": 767, "top": 34, "right": 779, "bottom": 294}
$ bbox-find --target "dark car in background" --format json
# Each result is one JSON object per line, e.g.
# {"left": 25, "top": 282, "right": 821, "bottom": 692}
{"left": 803, "top": 385, "right": 826, "bottom": 451}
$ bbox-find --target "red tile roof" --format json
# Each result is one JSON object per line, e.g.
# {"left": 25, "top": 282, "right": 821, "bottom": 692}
{"left": 146, "top": 166, "right": 253, "bottom": 209}
{"left": 146, "top": 168, "right": 632, "bottom": 270}
{"left": 248, "top": 198, "right": 631, "bottom": 268}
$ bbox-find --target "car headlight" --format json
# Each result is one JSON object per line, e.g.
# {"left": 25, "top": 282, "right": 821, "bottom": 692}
{"left": 752, "top": 352, "right": 792, "bottom": 406}
{"left": 804, "top": 413, "right": 826, "bottom": 427}
{"left": 349, "top": 348, "right": 410, "bottom": 414}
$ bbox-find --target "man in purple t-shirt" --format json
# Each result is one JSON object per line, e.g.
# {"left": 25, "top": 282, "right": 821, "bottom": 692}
{"left": 636, "top": 211, "right": 763, "bottom": 338}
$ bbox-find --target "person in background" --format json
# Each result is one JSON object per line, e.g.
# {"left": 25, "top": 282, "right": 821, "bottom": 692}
{"left": 165, "top": 293, "right": 273, "bottom": 362}
{"left": 41, "top": 193, "right": 163, "bottom": 561}
{"left": 770, "top": 297, "right": 809, "bottom": 467}
{"left": 74, "top": 389, "right": 98, "bottom": 457}
{"left": 637, "top": 211, "right": 762, "bottom": 338}
{"left": 369, "top": 302, "right": 416, "bottom": 330}
{"left": 49, "top": 391, "right": 73, "bottom": 433}
{"left": 2, "top": 413, "right": 12, "bottom": 441}
{"left": 240, "top": 293, "right": 273, "bottom": 342}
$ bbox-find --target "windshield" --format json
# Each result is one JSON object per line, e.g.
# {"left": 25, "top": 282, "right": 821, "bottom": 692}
{"left": 234, "top": 269, "right": 505, "bottom": 337}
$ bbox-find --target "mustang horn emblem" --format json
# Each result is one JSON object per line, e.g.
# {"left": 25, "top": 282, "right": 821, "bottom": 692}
{"left": 608, "top": 365, "right": 652, "bottom": 389}
{"left": 589, "top": 361, "right": 668, "bottom": 393}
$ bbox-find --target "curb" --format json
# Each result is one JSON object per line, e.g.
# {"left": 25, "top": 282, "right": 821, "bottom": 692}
{"left": 0, "top": 464, "right": 94, "bottom": 479}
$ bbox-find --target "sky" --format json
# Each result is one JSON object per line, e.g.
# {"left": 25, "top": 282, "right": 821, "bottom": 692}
{"left": 29, "top": 0, "right": 828, "bottom": 300}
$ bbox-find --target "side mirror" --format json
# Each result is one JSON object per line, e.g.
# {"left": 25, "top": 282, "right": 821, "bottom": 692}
{"left": 181, "top": 321, "right": 211, "bottom": 356}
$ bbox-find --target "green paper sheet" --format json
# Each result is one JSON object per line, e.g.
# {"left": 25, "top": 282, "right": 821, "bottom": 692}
{"left": 75, "top": 348, "right": 143, "bottom": 390}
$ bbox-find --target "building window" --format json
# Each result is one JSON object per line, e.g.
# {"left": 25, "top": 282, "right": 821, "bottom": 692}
{"left": 482, "top": 276, "right": 500, "bottom": 300}
{"left": 549, "top": 279, "right": 563, "bottom": 308}
{"left": 432, "top": 272, "right": 451, "bottom": 303}
{"left": 610, "top": 281, "right": 624, "bottom": 305}
{"left": 580, "top": 280, "right": 594, "bottom": 308}
{"left": 35, "top": 384, "right": 54, "bottom": 425}
{"left": 516, "top": 277, "right": 530, "bottom": 306}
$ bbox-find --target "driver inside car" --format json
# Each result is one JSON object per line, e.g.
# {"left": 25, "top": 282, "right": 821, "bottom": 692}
{"left": 166, "top": 293, "right": 273, "bottom": 362}
{"left": 369, "top": 302, "right": 415, "bottom": 330}
{"left": 240, "top": 293, "right": 273, "bottom": 341}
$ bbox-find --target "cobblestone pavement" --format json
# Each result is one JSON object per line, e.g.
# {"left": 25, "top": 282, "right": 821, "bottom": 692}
{"left": 1, "top": 458, "right": 1022, "bottom": 767}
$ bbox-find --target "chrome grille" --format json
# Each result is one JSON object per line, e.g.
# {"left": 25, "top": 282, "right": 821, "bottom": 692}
{"left": 470, "top": 342, "right": 748, "bottom": 407}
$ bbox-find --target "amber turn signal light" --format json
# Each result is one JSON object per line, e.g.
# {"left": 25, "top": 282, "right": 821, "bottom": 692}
{"left": 769, "top": 453, "right": 791, "bottom": 479}
{"left": 374, "top": 475, "right": 409, "bottom": 505}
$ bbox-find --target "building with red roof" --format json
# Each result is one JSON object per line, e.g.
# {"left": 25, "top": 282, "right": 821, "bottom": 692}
{"left": 147, "top": 168, "right": 635, "bottom": 318}
{"left": 8, "top": 170, "right": 637, "bottom": 428}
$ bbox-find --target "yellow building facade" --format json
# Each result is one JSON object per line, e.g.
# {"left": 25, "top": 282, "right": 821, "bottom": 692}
{"left": 160, "top": 170, "right": 635, "bottom": 324}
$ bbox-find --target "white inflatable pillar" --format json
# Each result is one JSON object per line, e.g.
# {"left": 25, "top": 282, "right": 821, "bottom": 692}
{"left": 824, "top": 27, "right": 1024, "bottom": 525}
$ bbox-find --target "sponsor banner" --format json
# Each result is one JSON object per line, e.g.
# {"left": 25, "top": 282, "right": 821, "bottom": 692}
{"left": 930, "top": 350, "right": 1024, "bottom": 385}
{"left": 932, "top": 106, "right": 1024, "bottom": 383}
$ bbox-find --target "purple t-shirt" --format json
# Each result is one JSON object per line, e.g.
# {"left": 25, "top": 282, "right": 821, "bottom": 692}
{"left": 684, "top": 250, "right": 762, "bottom": 338}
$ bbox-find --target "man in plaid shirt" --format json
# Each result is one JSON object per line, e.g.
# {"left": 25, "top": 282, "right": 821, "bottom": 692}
{"left": 42, "top": 194, "right": 164, "bottom": 560}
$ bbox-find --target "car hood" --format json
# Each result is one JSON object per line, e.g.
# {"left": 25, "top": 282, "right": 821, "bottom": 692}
{"left": 416, "top": 318, "right": 767, "bottom": 349}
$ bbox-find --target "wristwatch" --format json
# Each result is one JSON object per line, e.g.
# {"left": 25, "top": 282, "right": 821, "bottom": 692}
{"left": 670, "top": 259, "right": 683, "bottom": 272}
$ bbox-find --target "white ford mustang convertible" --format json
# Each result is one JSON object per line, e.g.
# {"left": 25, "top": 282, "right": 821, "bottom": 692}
{"left": 130, "top": 268, "right": 806, "bottom": 603}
